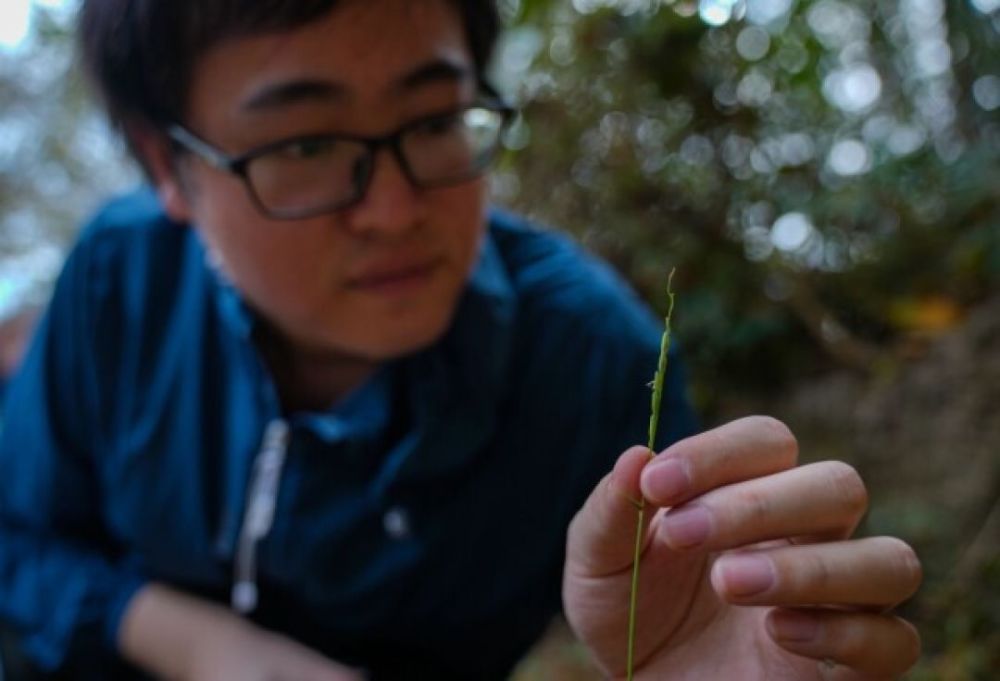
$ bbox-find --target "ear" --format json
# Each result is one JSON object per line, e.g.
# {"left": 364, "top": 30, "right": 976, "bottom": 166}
{"left": 127, "top": 121, "right": 195, "bottom": 224}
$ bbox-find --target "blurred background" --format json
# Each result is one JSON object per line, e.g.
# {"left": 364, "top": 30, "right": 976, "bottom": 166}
{"left": 1, "top": 0, "right": 998, "bottom": 678}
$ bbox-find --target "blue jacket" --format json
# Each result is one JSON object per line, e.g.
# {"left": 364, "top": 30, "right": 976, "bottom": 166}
{"left": 0, "top": 189, "right": 697, "bottom": 679}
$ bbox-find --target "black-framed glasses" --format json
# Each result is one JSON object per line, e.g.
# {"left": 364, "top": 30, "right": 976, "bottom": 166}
{"left": 167, "top": 100, "right": 514, "bottom": 220}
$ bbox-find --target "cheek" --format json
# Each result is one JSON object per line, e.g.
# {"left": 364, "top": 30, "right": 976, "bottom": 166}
{"left": 188, "top": 178, "right": 255, "bottom": 266}
{"left": 226, "top": 232, "right": 339, "bottom": 315}
{"left": 190, "top": 181, "right": 336, "bottom": 304}
{"left": 433, "top": 180, "right": 488, "bottom": 269}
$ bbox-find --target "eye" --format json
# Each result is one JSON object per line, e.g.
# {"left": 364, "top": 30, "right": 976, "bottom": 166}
{"left": 278, "top": 137, "right": 338, "bottom": 160}
{"left": 413, "top": 112, "right": 465, "bottom": 138}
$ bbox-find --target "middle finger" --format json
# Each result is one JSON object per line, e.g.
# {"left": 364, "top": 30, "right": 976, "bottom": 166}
{"left": 711, "top": 536, "right": 922, "bottom": 609}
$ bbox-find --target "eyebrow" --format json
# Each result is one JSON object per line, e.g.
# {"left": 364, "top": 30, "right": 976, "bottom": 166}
{"left": 240, "top": 57, "right": 473, "bottom": 112}
{"left": 241, "top": 80, "right": 343, "bottom": 111}
{"left": 395, "top": 58, "right": 471, "bottom": 92}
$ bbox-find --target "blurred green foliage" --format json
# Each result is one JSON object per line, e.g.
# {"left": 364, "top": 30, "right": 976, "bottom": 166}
{"left": 494, "top": 0, "right": 999, "bottom": 413}
{"left": 493, "top": 1, "right": 1000, "bottom": 678}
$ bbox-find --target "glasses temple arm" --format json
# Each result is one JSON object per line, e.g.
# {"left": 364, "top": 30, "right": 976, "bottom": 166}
{"left": 168, "top": 125, "right": 238, "bottom": 172}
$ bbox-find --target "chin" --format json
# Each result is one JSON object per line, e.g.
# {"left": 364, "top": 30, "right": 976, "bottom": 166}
{"left": 354, "top": 316, "right": 454, "bottom": 361}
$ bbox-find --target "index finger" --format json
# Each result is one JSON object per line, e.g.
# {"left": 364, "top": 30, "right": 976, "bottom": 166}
{"left": 639, "top": 416, "right": 799, "bottom": 507}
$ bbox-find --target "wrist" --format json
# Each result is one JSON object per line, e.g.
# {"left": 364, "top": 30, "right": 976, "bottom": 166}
{"left": 119, "top": 583, "right": 247, "bottom": 681}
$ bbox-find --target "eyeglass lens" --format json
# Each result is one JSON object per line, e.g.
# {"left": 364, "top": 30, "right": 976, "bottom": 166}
{"left": 245, "top": 107, "right": 505, "bottom": 217}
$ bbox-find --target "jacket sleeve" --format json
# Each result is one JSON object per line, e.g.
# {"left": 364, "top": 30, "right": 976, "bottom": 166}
{"left": 0, "top": 235, "right": 147, "bottom": 672}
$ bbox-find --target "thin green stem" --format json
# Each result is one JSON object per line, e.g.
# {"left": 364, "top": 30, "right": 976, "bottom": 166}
{"left": 626, "top": 503, "right": 645, "bottom": 680}
{"left": 626, "top": 268, "right": 676, "bottom": 681}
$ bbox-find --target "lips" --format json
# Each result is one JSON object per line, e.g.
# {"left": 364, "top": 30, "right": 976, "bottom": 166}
{"left": 346, "top": 257, "right": 442, "bottom": 292}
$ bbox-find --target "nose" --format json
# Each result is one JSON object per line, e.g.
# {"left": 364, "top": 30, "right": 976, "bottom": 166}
{"left": 342, "top": 145, "right": 423, "bottom": 238}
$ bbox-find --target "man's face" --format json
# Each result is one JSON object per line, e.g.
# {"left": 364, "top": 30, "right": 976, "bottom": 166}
{"left": 174, "top": 0, "right": 486, "bottom": 361}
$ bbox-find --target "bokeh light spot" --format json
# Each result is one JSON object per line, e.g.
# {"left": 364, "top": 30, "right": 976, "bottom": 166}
{"left": 827, "top": 139, "right": 871, "bottom": 176}
{"left": 0, "top": 0, "right": 31, "bottom": 50}
{"left": 771, "top": 212, "right": 815, "bottom": 252}
{"left": 699, "top": 0, "right": 741, "bottom": 26}
{"left": 736, "top": 26, "right": 771, "bottom": 61}
{"left": 745, "top": 0, "right": 793, "bottom": 25}
{"left": 822, "top": 63, "right": 882, "bottom": 113}
{"left": 970, "top": 0, "right": 999, "bottom": 14}
{"left": 972, "top": 75, "right": 1000, "bottom": 111}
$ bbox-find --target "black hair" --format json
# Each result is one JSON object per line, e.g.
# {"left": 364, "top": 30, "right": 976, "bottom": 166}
{"left": 78, "top": 0, "right": 500, "bottom": 133}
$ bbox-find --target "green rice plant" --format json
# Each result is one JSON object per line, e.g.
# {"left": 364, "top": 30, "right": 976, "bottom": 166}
{"left": 626, "top": 268, "right": 676, "bottom": 681}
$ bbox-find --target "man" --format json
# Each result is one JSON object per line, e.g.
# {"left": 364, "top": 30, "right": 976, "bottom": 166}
{"left": 0, "top": 1, "right": 922, "bottom": 679}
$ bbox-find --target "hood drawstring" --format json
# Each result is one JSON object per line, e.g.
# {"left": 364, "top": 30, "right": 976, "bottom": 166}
{"left": 232, "top": 418, "right": 290, "bottom": 614}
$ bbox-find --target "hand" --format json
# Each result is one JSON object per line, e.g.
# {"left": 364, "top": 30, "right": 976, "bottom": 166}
{"left": 563, "top": 416, "right": 922, "bottom": 681}
{"left": 120, "top": 584, "right": 365, "bottom": 681}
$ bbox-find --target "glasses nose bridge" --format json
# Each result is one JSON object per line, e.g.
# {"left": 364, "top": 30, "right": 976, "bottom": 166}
{"left": 361, "top": 130, "right": 418, "bottom": 188}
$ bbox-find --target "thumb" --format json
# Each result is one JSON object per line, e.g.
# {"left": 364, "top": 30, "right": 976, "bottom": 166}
{"left": 566, "top": 446, "right": 655, "bottom": 577}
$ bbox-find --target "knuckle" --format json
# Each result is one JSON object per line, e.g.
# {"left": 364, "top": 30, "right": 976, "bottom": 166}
{"left": 823, "top": 615, "right": 867, "bottom": 660}
{"left": 733, "top": 485, "right": 772, "bottom": 526}
{"left": 799, "top": 551, "right": 833, "bottom": 592}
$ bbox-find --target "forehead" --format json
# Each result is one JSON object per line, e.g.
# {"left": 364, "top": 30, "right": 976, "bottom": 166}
{"left": 187, "top": 0, "right": 472, "bottom": 125}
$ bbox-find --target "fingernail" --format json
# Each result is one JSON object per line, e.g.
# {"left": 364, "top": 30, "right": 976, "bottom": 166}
{"left": 662, "top": 506, "right": 711, "bottom": 549}
{"left": 716, "top": 554, "right": 775, "bottom": 597}
{"left": 768, "top": 610, "right": 820, "bottom": 643}
{"left": 644, "top": 458, "right": 690, "bottom": 503}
